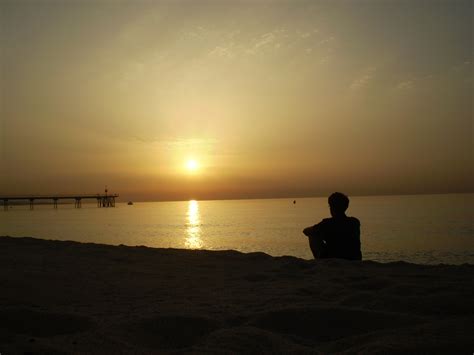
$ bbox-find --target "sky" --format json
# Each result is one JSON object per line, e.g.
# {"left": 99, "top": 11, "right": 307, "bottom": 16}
{"left": 0, "top": 0, "right": 472, "bottom": 201}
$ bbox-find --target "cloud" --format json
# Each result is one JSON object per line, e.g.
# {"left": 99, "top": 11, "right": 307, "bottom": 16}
{"left": 180, "top": 26, "right": 209, "bottom": 40}
{"left": 208, "top": 46, "right": 234, "bottom": 58}
{"left": 253, "top": 32, "right": 276, "bottom": 49}
{"left": 350, "top": 67, "right": 376, "bottom": 91}
{"left": 299, "top": 31, "right": 312, "bottom": 39}
{"left": 395, "top": 80, "right": 415, "bottom": 90}
{"left": 167, "top": 26, "right": 335, "bottom": 62}
{"left": 159, "top": 138, "right": 219, "bottom": 152}
{"left": 318, "top": 36, "right": 335, "bottom": 46}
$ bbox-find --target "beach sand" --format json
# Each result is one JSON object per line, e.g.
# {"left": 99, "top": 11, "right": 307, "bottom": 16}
{"left": 0, "top": 236, "right": 472, "bottom": 354}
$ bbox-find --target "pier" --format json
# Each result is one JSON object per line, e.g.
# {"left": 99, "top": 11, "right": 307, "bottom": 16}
{"left": 1, "top": 190, "right": 118, "bottom": 210}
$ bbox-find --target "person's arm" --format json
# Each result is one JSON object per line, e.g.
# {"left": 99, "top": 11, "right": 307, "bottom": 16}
{"left": 351, "top": 218, "right": 362, "bottom": 260}
{"left": 303, "top": 225, "right": 318, "bottom": 237}
{"left": 304, "top": 222, "right": 328, "bottom": 259}
{"left": 303, "top": 220, "right": 325, "bottom": 237}
{"left": 355, "top": 219, "right": 362, "bottom": 260}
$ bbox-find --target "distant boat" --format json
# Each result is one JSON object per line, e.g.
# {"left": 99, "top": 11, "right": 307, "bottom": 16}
{"left": 127, "top": 201, "right": 133, "bottom": 205}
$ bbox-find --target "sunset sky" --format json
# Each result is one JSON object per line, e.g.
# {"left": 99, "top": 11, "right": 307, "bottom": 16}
{"left": 1, "top": 0, "right": 472, "bottom": 201}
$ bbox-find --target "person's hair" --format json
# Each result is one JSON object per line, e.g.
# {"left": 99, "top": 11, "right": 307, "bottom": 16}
{"left": 328, "top": 192, "right": 349, "bottom": 213}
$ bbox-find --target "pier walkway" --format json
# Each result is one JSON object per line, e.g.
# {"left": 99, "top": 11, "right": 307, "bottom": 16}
{"left": 1, "top": 193, "right": 119, "bottom": 210}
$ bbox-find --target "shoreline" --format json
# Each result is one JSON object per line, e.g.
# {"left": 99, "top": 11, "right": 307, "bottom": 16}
{"left": 2, "top": 234, "right": 472, "bottom": 266}
{"left": 1, "top": 236, "right": 473, "bottom": 353}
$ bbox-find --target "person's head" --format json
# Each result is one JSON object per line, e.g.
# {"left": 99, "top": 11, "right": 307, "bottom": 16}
{"left": 328, "top": 192, "right": 349, "bottom": 217}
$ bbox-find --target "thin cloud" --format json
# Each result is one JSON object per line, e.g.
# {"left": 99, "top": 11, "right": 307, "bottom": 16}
{"left": 395, "top": 80, "right": 415, "bottom": 90}
{"left": 208, "top": 46, "right": 234, "bottom": 58}
{"left": 160, "top": 138, "right": 219, "bottom": 152}
{"left": 350, "top": 67, "right": 376, "bottom": 91}
{"left": 253, "top": 32, "right": 276, "bottom": 49}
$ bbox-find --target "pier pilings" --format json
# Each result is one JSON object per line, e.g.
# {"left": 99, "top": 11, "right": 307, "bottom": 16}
{"left": 0, "top": 193, "right": 119, "bottom": 210}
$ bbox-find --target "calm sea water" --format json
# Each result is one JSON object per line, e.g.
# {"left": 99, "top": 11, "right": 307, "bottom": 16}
{"left": 1, "top": 194, "right": 473, "bottom": 264}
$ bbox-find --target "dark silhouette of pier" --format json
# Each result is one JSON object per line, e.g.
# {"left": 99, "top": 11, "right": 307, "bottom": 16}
{"left": 1, "top": 189, "right": 118, "bottom": 210}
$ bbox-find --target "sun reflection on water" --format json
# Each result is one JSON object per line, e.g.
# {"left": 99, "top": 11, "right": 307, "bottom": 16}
{"left": 185, "top": 200, "right": 203, "bottom": 249}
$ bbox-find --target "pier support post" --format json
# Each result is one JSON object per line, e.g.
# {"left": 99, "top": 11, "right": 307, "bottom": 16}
{"left": 0, "top": 193, "right": 118, "bottom": 210}
{"left": 74, "top": 198, "right": 82, "bottom": 208}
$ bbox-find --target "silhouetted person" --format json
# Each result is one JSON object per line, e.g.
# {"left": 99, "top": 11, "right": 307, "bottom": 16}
{"left": 303, "top": 192, "right": 361, "bottom": 260}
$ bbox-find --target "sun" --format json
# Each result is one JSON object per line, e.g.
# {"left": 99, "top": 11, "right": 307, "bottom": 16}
{"left": 185, "top": 159, "right": 199, "bottom": 172}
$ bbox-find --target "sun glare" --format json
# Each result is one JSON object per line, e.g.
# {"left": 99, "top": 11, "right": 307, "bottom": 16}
{"left": 186, "top": 159, "right": 199, "bottom": 172}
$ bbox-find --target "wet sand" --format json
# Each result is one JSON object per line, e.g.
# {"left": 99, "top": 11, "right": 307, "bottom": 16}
{"left": 0, "top": 236, "right": 473, "bottom": 354}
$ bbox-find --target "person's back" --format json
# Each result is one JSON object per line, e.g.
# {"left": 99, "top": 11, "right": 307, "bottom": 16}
{"left": 303, "top": 192, "right": 362, "bottom": 260}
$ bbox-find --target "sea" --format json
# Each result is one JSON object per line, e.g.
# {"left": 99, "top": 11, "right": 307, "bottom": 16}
{"left": 1, "top": 194, "right": 473, "bottom": 265}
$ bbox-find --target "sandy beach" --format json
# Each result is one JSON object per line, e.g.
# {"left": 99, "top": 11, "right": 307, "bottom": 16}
{"left": 0, "top": 236, "right": 473, "bottom": 354}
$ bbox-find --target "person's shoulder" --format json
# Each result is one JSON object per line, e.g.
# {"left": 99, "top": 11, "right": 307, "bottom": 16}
{"left": 315, "top": 218, "right": 332, "bottom": 228}
{"left": 347, "top": 216, "right": 360, "bottom": 226}
{"left": 319, "top": 218, "right": 333, "bottom": 225}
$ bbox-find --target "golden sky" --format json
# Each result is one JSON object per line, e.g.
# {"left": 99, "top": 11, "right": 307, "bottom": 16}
{"left": 1, "top": 0, "right": 472, "bottom": 201}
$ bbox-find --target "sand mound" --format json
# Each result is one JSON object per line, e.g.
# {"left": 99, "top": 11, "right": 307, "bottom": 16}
{"left": 195, "top": 326, "right": 308, "bottom": 353}
{"left": 123, "top": 314, "right": 220, "bottom": 350}
{"left": 322, "top": 317, "right": 474, "bottom": 354}
{"left": 248, "top": 307, "right": 423, "bottom": 342}
{"left": 0, "top": 308, "right": 94, "bottom": 337}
